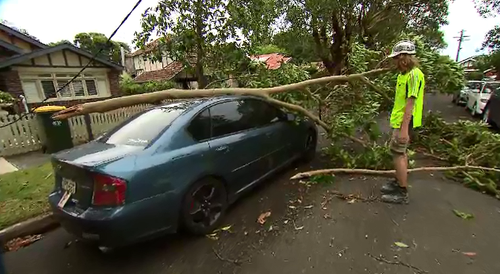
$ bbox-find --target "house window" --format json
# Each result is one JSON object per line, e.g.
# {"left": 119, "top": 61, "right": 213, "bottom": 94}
{"left": 20, "top": 72, "right": 108, "bottom": 101}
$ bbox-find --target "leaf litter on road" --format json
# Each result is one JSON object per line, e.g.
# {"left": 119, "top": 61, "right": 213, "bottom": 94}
{"left": 5, "top": 234, "right": 43, "bottom": 251}
{"left": 257, "top": 211, "right": 271, "bottom": 225}
{"left": 394, "top": 242, "right": 409, "bottom": 248}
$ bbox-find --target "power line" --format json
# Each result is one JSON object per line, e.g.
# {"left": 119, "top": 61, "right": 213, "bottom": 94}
{"left": 454, "top": 29, "right": 470, "bottom": 62}
{"left": 0, "top": 0, "right": 143, "bottom": 129}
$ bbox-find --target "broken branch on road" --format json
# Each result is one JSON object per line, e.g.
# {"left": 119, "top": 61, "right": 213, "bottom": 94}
{"left": 291, "top": 166, "right": 500, "bottom": 180}
{"left": 212, "top": 247, "right": 249, "bottom": 266}
{"left": 367, "top": 253, "right": 428, "bottom": 274}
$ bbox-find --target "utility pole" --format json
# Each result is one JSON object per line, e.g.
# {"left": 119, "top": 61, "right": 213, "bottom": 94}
{"left": 454, "top": 29, "right": 470, "bottom": 62}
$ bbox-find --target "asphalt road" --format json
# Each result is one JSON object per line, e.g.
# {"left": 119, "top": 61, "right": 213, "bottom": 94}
{"left": 4, "top": 94, "right": 500, "bottom": 274}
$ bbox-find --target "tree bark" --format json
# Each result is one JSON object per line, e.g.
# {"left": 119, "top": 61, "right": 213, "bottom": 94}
{"left": 51, "top": 68, "right": 389, "bottom": 120}
{"left": 194, "top": 0, "right": 207, "bottom": 89}
{"left": 291, "top": 166, "right": 500, "bottom": 180}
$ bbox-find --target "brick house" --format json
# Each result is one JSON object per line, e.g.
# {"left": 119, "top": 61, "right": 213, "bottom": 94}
{"left": 0, "top": 23, "right": 123, "bottom": 113}
{"left": 125, "top": 38, "right": 198, "bottom": 89}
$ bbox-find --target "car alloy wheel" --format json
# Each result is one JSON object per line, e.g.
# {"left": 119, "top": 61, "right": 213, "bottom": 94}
{"left": 182, "top": 178, "right": 227, "bottom": 235}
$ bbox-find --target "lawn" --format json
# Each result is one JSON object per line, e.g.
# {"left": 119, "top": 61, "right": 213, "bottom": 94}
{"left": 0, "top": 163, "right": 54, "bottom": 230}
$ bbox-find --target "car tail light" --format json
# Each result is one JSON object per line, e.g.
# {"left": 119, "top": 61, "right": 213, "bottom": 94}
{"left": 91, "top": 173, "right": 127, "bottom": 206}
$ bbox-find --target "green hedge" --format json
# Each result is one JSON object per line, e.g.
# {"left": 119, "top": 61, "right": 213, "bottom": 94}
{"left": 120, "top": 73, "right": 176, "bottom": 95}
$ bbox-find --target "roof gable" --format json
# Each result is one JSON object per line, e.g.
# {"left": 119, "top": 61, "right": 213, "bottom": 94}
{"left": 0, "top": 39, "right": 24, "bottom": 54}
{"left": 0, "top": 23, "right": 48, "bottom": 50}
{"left": 0, "top": 43, "right": 123, "bottom": 70}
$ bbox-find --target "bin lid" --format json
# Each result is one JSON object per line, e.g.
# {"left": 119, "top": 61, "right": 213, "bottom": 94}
{"left": 33, "top": 105, "right": 67, "bottom": 113}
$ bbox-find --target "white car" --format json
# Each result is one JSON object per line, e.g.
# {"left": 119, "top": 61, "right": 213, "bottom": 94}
{"left": 453, "top": 80, "right": 483, "bottom": 105}
{"left": 465, "top": 82, "right": 500, "bottom": 116}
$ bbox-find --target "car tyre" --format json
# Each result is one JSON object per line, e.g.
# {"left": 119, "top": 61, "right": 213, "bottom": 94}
{"left": 483, "top": 106, "right": 491, "bottom": 125}
{"left": 181, "top": 177, "right": 228, "bottom": 235}
{"left": 301, "top": 129, "right": 317, "bottom": 162}
{"left": 471, "top": 102, "right": 478, "bottom": 116}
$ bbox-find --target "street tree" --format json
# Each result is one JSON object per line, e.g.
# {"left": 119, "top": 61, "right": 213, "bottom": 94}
{"left": 134, "top": 0, "right": 277, "bottom": 89}
{"left": 73, "top": 32, "right": 130, "bottom": 64}
{"left": 273, "top": 0, "right": 449, "bottom": 75}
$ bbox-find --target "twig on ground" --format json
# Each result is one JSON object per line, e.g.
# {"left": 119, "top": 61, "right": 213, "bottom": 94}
{"left": 415, "top": 148, "right": 448, "bottom": 161}
{"left": 212, "top": 247, "right": 248, "bottom": 266}
{"left": 291, "top": 165, "right": 500, "bottom": 180}
{"left": 367, "top": 253, "right": 428, "bottom": 274}
{"left": 329, "top": 190, "right": 378, "bottom": 203}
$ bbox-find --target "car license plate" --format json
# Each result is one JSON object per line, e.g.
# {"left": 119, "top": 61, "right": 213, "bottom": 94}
{"left": 62, "top": 178, "right": 77, "bottom": 194}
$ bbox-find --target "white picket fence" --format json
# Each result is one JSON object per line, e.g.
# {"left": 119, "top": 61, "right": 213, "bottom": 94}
{"left": 0, "top": 104, "right": 152, "bottom": 157}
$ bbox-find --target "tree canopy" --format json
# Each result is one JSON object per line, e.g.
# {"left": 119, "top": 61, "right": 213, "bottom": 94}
{"left": 73, "top": 33, "right": 130, "bottom": 64}
{"left": 47, "top": 33, "right": 130, "bottom": 64}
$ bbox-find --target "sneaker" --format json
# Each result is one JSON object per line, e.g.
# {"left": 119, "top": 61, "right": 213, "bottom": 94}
{"left": 380, "top": 179, "right": 400, "bottom": 194}
{"left": 381, "top": 189, "right": 409, "bottom": 204}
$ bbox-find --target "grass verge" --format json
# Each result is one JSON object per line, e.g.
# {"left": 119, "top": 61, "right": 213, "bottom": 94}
{"left": 0, "top": 163, "right": 53, "bottom": 230}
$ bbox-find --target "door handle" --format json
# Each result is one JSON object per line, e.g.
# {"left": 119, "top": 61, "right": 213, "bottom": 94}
{"left": 215, "top": 145, "right": 229, "bottom": 152}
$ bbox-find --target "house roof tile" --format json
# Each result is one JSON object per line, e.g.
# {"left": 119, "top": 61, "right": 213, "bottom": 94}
{"left": 250, "top": 53, "right": 292, "bottom": 70}
{"left": 134, "top": 61, "right": 185, "bottom": 82}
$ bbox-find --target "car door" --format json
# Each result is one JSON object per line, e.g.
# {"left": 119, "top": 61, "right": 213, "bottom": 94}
{"left": 205, "top": 100, "right": 272, "bottom": 194}
{"left": 243, "top": 99, "right": 294, "bottom": 171}
{"left": 490, "top": 87, "right": 500, "bottom": 125}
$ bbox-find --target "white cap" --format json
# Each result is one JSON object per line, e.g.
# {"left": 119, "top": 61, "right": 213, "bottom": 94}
{"left": 388, "top": 40, "right": 416, "bottom": 58}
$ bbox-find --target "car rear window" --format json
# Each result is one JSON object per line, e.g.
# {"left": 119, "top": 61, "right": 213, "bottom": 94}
{"left": 102, "top": 102, "right": 192, "bottom": 146}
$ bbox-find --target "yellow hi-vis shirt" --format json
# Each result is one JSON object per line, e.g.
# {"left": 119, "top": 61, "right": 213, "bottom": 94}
{"left": 390, "top": 67, "right": 425, "bottom": 129}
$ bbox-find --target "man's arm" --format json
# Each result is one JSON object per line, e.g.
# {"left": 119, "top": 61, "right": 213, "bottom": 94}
{"left": 401, "top": 98, "right": 415, "bottom": 135}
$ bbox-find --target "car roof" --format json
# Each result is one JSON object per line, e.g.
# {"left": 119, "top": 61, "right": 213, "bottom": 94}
{"left": 156, "top": 95, "right": 265, "bottom": 110}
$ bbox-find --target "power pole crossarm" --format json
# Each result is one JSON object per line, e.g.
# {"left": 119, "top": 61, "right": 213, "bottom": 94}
{"left": 454, "top": 29, "right": 470, "bottom": 62}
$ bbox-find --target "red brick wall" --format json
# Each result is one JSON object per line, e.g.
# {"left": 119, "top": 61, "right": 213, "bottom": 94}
{"left": 0, "top": 69, "right": 25, "bottom": 113}
{"left": 107, "top": 70, "right": 122, "bottom": 97}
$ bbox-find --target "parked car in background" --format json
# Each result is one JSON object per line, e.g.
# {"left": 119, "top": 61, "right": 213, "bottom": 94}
{"left": 483, "top": 86, "right": 500, "bottom": 128}
{"left": 453, "top": 80, "right": 483, "bottom": 105}
{"left": 48, "top": 96, "right": 317, "bottom": 250}
{"left": 465, "top": 81, "right": 500, "bottom": 116}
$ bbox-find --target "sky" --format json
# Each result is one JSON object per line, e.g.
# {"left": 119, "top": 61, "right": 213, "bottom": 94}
{"left": 0, "top": 0, "right": 498, "bottom": 61}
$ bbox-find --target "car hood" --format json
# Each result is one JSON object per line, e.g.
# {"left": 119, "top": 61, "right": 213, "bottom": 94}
{"left": 53, "top": 141, "right": 144, "bottom": 167}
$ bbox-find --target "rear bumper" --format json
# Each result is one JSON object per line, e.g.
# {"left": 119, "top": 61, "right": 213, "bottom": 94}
{"left": 48, "top": 193, "right": 177, "bottom": 247}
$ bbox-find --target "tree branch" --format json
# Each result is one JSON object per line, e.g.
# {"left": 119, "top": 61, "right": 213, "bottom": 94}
{"left": 290, "top": 165, "right": 500, "bottom": 180}
{"left": 52, "top": 68, "right": 390, "bottom": 120}
{"left": 266, "top": 97, "right": 330, "bottom": 132}
{"left": 358, "top": 77, "right": 393, "bottom": 104}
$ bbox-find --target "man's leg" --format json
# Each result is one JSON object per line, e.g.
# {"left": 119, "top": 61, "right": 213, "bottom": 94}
{"left": 394, "top": 153, "right": 408, "bottom": 188}
{"left": 381, "top": 129, "right": 409, "bottom": 204}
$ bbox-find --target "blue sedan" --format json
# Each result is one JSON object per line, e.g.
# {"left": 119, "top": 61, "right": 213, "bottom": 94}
{"left": 48, "top": 95, "right": 317, "bottom": 249}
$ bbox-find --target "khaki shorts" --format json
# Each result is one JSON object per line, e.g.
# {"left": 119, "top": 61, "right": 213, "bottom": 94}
{"left": 390, "top": 128, "right": 409, "bottom": 154}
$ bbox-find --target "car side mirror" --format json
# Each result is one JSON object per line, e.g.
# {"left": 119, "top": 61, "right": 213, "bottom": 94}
{"left": 286, "top": 113, "right": 296, "bottom": 121}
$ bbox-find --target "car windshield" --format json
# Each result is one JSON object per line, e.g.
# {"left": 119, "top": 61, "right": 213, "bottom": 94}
{"left": 101, "top": 102, "right": 193, "bottom": 146}
{"left": 466, "top": 82, "right": 482, "bottom": 90}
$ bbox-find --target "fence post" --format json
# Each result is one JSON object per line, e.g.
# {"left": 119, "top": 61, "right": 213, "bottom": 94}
{"left": 83, "top": 114, "right": 94, "bottom": 141}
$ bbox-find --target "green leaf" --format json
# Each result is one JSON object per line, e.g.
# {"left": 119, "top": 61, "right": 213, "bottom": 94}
{"left": 394, "top": 242, "right": 409, "bottom": 248}
{"left": 452, "top": 209, "right": 474, "bottom": 220}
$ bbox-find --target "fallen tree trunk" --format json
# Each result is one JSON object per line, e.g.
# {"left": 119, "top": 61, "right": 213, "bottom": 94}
{"left": 51, "top": 68, "right": 389, "bottom": 121}
{"left": 290, "top": 165, "right": 500, "bottom": 180}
